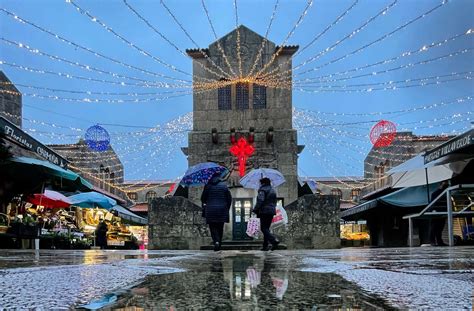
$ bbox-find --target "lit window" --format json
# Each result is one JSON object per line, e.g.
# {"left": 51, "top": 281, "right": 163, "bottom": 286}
{"left": 331, "top": 188, "right": 342, "bottom": 199}
{"left": 218, "top": 80, "right": 231, "bottom": 110}
{"left": 145, "top": 191, "right": 157, "bottom": 201}
{"left": 351, "top": 188, "right": 361, "bottom": 202}
{"left": 236, "top": 82, "right": 249, "bottom": 110}
{"left": 128, "top": 192, "right": 138, "bottom": 200}
{"left": 253, "top": 83, "right": 266, "bottom": 109}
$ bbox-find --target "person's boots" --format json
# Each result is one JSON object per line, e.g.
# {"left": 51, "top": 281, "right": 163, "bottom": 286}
{"left": 270, "top": 240, "right": 280, "bottom": 251}
{"left": 213, "top": 242, "right": 220, "bottom": 251}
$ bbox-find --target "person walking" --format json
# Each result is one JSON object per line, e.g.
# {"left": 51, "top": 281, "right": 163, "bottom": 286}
{"left": 201, "top": 172, "right": 232, "bottom": 251}
{"left": 252, "top": 177, "right": 280, "bottom": 251}
{"left": 95, "top": 218, "right": 108, "bottom": 249}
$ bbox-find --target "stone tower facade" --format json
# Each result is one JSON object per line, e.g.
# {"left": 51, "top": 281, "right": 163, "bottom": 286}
{"left": 185, "top": 25, "right": 302, "bottom": 206}
{"left": 0, "top": 71, "right": 22, "bottom": 128}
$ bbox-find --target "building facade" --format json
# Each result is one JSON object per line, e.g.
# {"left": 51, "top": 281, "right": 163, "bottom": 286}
{"left": 184, "top": 25, "right": 302, "bottom": 207}
{"left": 364, "top": 131, "right": 452, "bottom": 193}
{"left": 49, "top": 140, "right": 125, "bottom": 198}
{"left": 0, "top": 71, "right": 22, "bottom": 128}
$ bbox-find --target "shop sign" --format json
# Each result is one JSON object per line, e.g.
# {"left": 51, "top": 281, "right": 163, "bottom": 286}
{"left": 108, "top": 240, "right": 125, "bottom": 246}
{"left": 0, "top": 116, "right": 68, "bottom": 168}
{"left": 424, "top": 129, "right": 474, "bottom": 164}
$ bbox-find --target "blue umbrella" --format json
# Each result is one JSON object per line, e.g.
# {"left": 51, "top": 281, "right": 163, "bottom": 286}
{"left": 239, "top": 168, "right": 286, "bottom": 189}
{"left": 68, "top": 191, "right": 116, "bottom": 209}
{"left": 180, "top": 162, "right": 228, "bottom": 187}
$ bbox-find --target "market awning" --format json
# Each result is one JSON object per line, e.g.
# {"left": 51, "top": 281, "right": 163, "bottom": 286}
{"left": 0, "top": 156, "right": 93, "bottom": 191}
{"left": 111, "top": 205, "right": 147, "bottom": 225}
{"left": 341, "top": 183, "right": 440, "bottom": 220}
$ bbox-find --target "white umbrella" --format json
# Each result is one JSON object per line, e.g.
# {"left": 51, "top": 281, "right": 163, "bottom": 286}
{"left": 389, "top": 154, "right": 472, "bottom": 187}
{"left": 239, "top": 168, "right": 286, "bottom": 189}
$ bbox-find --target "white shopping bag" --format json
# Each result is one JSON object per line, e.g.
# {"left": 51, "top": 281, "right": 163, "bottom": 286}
{"left": 246, "top": 216, "right": 260, "bottom": 238}
{"left": 271, "top": 205, "right": 288, "bottom": 229}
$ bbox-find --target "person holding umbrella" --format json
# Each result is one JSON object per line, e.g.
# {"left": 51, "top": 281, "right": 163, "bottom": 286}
{"left": 253, "top": 177, "right": 280, "bottom": 251}
{"left": 201, "top": 171, "right": 232, "bottom": 251}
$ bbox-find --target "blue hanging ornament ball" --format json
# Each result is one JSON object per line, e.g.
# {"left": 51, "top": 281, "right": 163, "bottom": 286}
{"left": 85, "top": 125, "right": 110, "bottom": 152}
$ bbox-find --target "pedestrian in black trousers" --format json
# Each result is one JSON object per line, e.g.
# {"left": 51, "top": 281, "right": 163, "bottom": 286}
{"left": 201, "top": 172, "right": 232, "bottom": 251}
{"left": 430, "top": 181, "right": 449, "bottom": 246}
{"left": 252, "top": 177, "right": 280, "bottom": 251}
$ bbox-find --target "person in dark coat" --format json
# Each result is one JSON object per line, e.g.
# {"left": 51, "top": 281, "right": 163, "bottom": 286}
{"left": 201, "top": 173, "right": 232, "bottom": 251}
{"left": 95, "top": 218, "right": 108, "bottom": 249}
{"left": 430, "top": 181, "right": 449, "bottom": 246}
{"left": 252, "top": 178, "right": 280, "bottom": 251}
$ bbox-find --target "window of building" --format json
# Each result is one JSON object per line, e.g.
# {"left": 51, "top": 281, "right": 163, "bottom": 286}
{"left": 218, "top": 80, "right": 232, "bottom": 110}
{"left": 236, "top": 82, "right": 249, "bottom": 110}
{"left": 253, "top": 83, "right": 266, "bottom": 109}
{"left": 145, "top": 191, "right": 157, "bottom": 201}
{"left": 331, "top": 188, "right": 342, "bottom": 199}
{"left": 351, "top": 188, "right": 361, "bottom": 202}
{"left": 128, "top": 192, "right": 138, "bottom": 200}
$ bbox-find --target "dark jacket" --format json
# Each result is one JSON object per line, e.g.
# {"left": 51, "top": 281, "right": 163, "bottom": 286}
{"left": 253, "top": 184, "right": 277, "bottom": 217}
{"left": 201, "top": 176, "right": 232, "bottom": 224}
{"left": 95, "top": 221, "right": 108, "bottom": 247}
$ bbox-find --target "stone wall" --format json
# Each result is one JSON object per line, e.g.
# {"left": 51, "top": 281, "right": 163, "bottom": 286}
{"left": 148, "top": 196, "right": 210, "bottom": 250}
{"left": 274, "top": 194, "right": 341, "bottom": 249}
{"left": 148, "top": 194, "right": 340, "bottom": 250}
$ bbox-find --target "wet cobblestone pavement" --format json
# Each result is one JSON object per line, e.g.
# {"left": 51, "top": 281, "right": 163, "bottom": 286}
{"left": 0, "top": 246, "right": 472, "bottom": 309}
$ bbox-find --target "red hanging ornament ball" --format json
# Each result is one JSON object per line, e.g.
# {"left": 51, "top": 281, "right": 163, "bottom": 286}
{"left": 370, "top": 120, "right": 397, "bottom": 148}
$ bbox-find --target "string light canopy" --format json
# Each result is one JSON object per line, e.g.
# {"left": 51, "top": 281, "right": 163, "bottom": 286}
{"left": 369, "top": 120, "right": 397, "bottom": 148}
{"left": 84, "top": 125, "right": 111, "bottom": 152}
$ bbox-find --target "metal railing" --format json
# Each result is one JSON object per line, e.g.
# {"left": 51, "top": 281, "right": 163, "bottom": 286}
{"left": 403, "top": 184, "right": 474, "bottom": 247}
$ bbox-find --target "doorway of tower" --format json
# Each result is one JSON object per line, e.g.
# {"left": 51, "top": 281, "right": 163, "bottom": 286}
{"left": 232, "top": 198, "right": 253, "bottom": 240}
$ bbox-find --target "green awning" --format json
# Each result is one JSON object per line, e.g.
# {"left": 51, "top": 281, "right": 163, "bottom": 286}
{"left": 0, "top": 156, "right": 93, "bottom": 191}
{"left": 111, "top": 205, "right": 147, "bottom": 225}
{"left": 341, "top": 183, "right": 441, "bottom": 220}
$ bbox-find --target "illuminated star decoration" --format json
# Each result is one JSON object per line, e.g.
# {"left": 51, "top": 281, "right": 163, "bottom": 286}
{"left": 230, "top": 137, "right": 255, "bottom": 177}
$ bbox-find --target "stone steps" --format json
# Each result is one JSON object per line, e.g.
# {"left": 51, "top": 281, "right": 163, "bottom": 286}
{"left": 200, "top": 240, "right": 287, "bottom": 251}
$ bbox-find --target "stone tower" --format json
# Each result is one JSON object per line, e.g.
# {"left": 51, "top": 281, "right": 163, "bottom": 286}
{"left": 0, "top": 71, "right": 22, "bottom": 128}
{"left": 184, "top": 25, "right": 302, "bottom": 207}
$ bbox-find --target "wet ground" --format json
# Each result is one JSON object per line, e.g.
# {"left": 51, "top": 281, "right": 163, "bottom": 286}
{"left": 0, "top": 247, "right": 472, "bottom": 309}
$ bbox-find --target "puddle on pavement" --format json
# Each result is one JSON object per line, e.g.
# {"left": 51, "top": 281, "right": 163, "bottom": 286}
{"left": 99, "top": 254, "right": 393, "bottom": 310}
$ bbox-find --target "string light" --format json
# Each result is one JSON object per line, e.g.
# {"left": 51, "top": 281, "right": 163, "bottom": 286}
{"left": 201, "top": 0, "right": 237, "bottom": 77}
{"left": 124, "top": 0, "right": 233, "bottom": 81}
{"left": 0, "top": 60, "right": 190, "bottom": 89}
{"left": 0, "top": 37, "right": 192, "bottom": 87}
{"left": 294, "top": 71, "right": 473, "bottom": 94}
{"left": 295, "top": 47, "right": 474, "bottom": 85}
{"left": 247, "top": 0, "right": 280, "bottom": 77}
{"left": 294, "top": 30, "right": 474, "bottom": 84}
{"left": 258, "top": 0, "right": 360, "bottom": 80}
{"left": 296, "top": 70, "right": 473, "bottom": 87}
{"left": 0, "top": 8, "right": 191, "bottom": 83}
{"left": 254, "top": 0, "right": 313, "bottom": 78}
{"left": 289, "top": 0, "right": 399, "bottom": 77}
{"left": 296, "top": 0, "right": 448, "bottom": 77}
{"left": 158, "top": 0, "right": 233, "bottom": 80}
{"left": 296, "top": 95, "right": 474, "bottom": 117}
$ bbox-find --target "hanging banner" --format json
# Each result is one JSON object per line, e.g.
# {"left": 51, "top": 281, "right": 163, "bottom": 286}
{"left": 0, "top": 116, "right": 68, "bottom": 168}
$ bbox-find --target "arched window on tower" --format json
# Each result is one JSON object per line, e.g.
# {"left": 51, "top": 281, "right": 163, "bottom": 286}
{"left": 253, "top": 83, "right": 266, "bottom": 109}
{"left": 236, "top": 82, "right": 249, "bottom": 110}
{"left": 217, "top": 79, "right": 231, "bottom": 110}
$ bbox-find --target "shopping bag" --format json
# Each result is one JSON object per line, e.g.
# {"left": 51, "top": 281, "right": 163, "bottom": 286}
{"left": 246, "top": 216, "right": 260, "bottom": 238}
{"left": 271, "top": 205, "right": 288, "bottom": 229}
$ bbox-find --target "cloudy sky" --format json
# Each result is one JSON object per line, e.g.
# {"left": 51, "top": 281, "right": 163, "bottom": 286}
{"left": 1, "top": 0, "right": 473, "bottom": 182}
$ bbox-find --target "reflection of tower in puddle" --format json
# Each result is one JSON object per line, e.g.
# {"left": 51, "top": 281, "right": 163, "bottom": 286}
{"left": 222, "top": 256, "right": 262, "bottom": 307}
